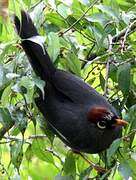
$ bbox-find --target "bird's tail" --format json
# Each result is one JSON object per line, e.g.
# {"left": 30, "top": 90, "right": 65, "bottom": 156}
{"left": 14, "top": 10, "right": 56, "bottom": 81}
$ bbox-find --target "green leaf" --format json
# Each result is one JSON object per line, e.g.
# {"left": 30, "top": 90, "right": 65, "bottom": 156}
{"left": 126, "top": 91, "right": 136, "bottom": 108}
{"left": 127, "top": 105, "right": 136, "bottom": 146}
{"left": 0, "top": 65, "right": 7, "bottom": 88}
{"left": 117, "top": 63, "right": 131, "bottom": 94}
{"left": 76, "top": 155, "right": 88, "bottom": 173}
{"left": 118, "top": 160, "right": 134, "bottom": 179}
{"left": 109, "top": 64, "right": 117, "bottom": 82}
{"left": 32, "top": 139, "right": 54, "bottom": 164}
{"left": 47, "top": 32, "right": 60, "bottom": 62}
{"left": 67, "top": 52, "right": 81, "bottom": 76}
{"left": 0, "top": 108, "right": 14, "bottom": 128}
{"left": 55, "top": 175, "right": 73, "bottom": 180}
{"left": 37, "top": 115, "right": 54, "bottom": 144}
{"left": 25, "top": 144, "right": 33, "bottom": 162}
{"left": 107, "top": 138, "right": 121, "bottom": 165}
{"left": 0, "top": 43, "right": 13, "bottom": 62}
{"left": 1, "top": 83, "right": 12, "bottom": 107}
{"left": 46, "top": 12, "right": 67, "bottom": 28}
{"left": 30, "top": 2, "right": 45, "bottom": 27}
{"left": 0, "top": 107, "right": 14, "bottom": 139}
{"left": 127, "top": 105, "right": 136, "bottom": 125}
{"left": 72, "top": 0, "right": 84, "bottom": 17}
{"left": 0, "top": 64, "right": 9, "bottom": 89}
{"left": 10, "top": 141, "right": 23, "bottom": 170}
{"left": 60, "top": 37, "right": 71, "bottom": 49}
{"left": 33, "top": 78, "right": 45, "bottom": 98}
{"left": 19, "top": 76, "right": 35, "bottom": 103}
{"left": 131, "top": 153, "right": 136, "bottom": 161}
{"left": 90, "top": 25, "right": 106, "bottom": 49}
{"left": 57, "top": 4, "right": 71, "bottom": 18}
{"left": 12, "top": 111, "right": 27, "bottom": 135}
{"left": 19, "top": 76, "right": 35, "bottom": 90}
{"left": 79, "top": 166, "right": 92, "bottom": 180}
{"left": 79, "top": 0, "right": 89, "bottom": 5}
{"left": 12, "top": 173, "right": 21, "bottom": 180}
{"left": 67, "top": 16, "right": 82, "bottom": 29}
{"left": 63, "top": 151, "right": 76, "bottom": 177}
{"left": 95, "top": 4, "right": 119, "bottom": 20}
{"left": 86, "top": 13, "right": 109, "bottom": 25}
{"left": 99, "top": 73, "right": 105, "bottom": 91}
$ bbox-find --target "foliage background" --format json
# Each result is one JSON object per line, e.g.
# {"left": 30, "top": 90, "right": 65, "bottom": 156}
{"left": 0, "top": 0, "right": 136, "bottom": 179}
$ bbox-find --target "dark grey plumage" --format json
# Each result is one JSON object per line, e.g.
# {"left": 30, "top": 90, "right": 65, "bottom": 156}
{"left": 14, "top": 11, "right": 122, "bottom": 153}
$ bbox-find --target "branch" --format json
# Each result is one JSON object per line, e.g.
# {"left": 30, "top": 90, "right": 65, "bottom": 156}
{"left": 117, "top": 58, "right": 136, "bottom": 66}
{"left": 27, "top": 134, "right": 47, "bottom": 140}
{"left": 77, "top": 152, "right": 107, "bottom": 173}
{"left": 104, "top": 35, "right": 113, "bottom": 97}
{"left": 58, "top": 16, "right": 94, "bottom": 42}
{"left": 120, "top": 20, "right": 136, "bottom": 52}
{"left": 83, "top": 19, "right": 136, "bottom": 64}
{"left": 2, "top": 134, "right": 47, "bottom": 143}
{"left": 62, "top": 0, "right": 99, "bottom": 35}
{"left": 112, "top": 20, "right": 136, "bottom": 42}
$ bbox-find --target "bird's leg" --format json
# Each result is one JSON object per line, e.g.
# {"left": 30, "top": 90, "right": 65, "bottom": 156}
{"left": 73, "top": 150, "right": 107, "bottom": 173}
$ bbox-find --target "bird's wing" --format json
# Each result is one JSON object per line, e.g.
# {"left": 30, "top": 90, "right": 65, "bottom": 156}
{"left": 52, "top": 70, "right": 108, "bottom": 105}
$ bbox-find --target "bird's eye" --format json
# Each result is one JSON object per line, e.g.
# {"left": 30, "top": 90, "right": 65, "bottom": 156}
{"left": 97, "top": 121, "right": 106, "bottom": 129}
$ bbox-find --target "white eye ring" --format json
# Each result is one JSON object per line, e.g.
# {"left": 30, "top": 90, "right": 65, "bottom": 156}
{"left": 97, "top": 121, "right": 106, "bottom": 129}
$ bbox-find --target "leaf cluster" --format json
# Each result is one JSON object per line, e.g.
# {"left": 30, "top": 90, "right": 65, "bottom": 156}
{"left": 0, "top": 0, "right": 136, "bottom": 179}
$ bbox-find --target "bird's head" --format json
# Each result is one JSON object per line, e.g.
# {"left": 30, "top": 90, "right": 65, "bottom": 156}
{"left": 88, "top": 106, "right": 128, "bottom": 129}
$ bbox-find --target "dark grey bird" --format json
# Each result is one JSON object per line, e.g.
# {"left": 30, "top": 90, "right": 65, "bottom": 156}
{"left": 14, "top": 11, "right": 128, "bottom": 153}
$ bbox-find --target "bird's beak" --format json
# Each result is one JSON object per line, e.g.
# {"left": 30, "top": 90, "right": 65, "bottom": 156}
{"left": 113, "top": 119, "right": 128, "bottom": 127}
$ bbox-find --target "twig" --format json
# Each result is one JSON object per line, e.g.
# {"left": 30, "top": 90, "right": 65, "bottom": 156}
{"left": 80, "top": 59, "right": 107, "bottom": 64}
{"left": 122, "top": 129, "right": 136, "bottom": 140}
{"left": 3, "top": 135, "right": 24, "bottom": 142}
{"left": 117, "top": 58, "right": 136, "bottom": 66}
{"left": 0, "top": 134, "right": 47, "bottom": 145}
{"left": 27, "top": 134, "right": 47, "bottom": 140}
{"left": 45, "top": 149, "right": 64, "bottom": 165}
{"left": 0, "top": 140, "right": 14, "bottom": 144}
{"left": 121, "top": 20, "right": 136, "bottom": 52}
{"left": 82, "top": 19, "right": 136, "bottom": 65}
{"left": 78, "top": 152, "right": 107, "bottom": 173}
{"left": 84, "top": 65, "right": 98, "bottom": 81}
{"left": 104, "top": 35, "right": 113, "bottom": 97}
{"left": 104, "top": 60, "right": 111, "bottom": 97}
{"left": 83, "top": 52, "right": 113, "bottom": 66}
{"left": 2, "top": 134, "right": 47, "bottom": 142}
{"left": 56, "top": 9, "right": 95, "bottom": 42}
{"left": 81, "top": 57, "right": 136, "bottom": 67}
{"left": 112, "top": 20, "right": 136, "bottom": 42}
{"left": 62, "top": 0, "right": 99, "bottom": 35}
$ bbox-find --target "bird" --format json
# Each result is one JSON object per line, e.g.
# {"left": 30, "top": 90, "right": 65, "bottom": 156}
{"left": 14, "top": 10, "right": 128, "bottom": 154}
